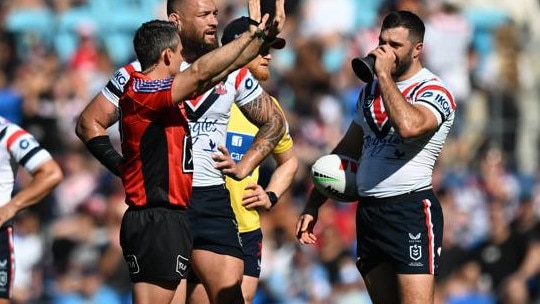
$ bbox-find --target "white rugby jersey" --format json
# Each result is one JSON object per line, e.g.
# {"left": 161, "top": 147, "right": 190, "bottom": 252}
{"left": 0, "top": 117, "right": 53, "bottom": 206}
{"left": 353, "top": 68, "right": 456, "bottom": 198}
{"left": 101, "top": 61, "right": 263, "bottom": 187}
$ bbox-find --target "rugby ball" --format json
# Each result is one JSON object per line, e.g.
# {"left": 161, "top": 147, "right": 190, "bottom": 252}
{"left": 311, "top": 154, "right": 359, "bottom": 202}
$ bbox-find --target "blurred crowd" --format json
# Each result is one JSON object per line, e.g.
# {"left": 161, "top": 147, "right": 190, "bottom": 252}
{"left": 1, "top": 0, "right": 540, "bottom": 303}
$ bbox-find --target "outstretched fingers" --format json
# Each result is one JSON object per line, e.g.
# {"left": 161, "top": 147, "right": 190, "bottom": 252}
{"left": 273, "top": 0, "right": 286, "bottom": 34}
{"left": 295, "top": 214, "right": 317, "bottom": 244}
{"left": 247, "top": 0, "right": 261, "bottom": 24}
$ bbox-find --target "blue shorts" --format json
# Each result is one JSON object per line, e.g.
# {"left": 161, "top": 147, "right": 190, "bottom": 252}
{"left": 355, "top": 190, "right": 443, "bottom": 276}
{"left": 187, "top": 185, "right": 243, "bottom": 283}
{"left": 241, "top": 229, "right": 263, "bottom": 278}
{"left": 187, "top": 185, "right": 242, "bottom": 258}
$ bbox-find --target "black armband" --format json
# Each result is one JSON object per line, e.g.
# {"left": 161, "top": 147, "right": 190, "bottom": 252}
{"left": 85, "top": 135, "right": 123, "bottom": 176}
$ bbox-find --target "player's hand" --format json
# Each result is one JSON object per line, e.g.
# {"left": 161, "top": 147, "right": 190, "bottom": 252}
{"left": 370, "top": 44, "right": 395, "bottom": 78}
{"left": 266, "top": 0, "right": 286, "bottom": 38}
{"left": 247, "top": 0, "right": 270, "bottom": 36}
{"left": 0, "top": 203, "right": 17, "bottom": 228}
{"left": 295, "top": 213, "right": 318, "bottom": 244}
{"left": 242, "top": 183, "right": 271, "bottom": 211}
{"left": 212, "top": 144, "right": 237, "bottom": 176}
{"left": 213, "top": 145, "right": 247, "bottom": 180}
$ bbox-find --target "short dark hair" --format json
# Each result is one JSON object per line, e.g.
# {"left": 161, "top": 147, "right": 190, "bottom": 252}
{"left": 381, "top": 10, "right": 425, "bottom": 44}
{"left": 133, "top": 20, "right": 181, "bottom": 71}
{"left": 166, "top": 0, "right": 183, "bottom": 16}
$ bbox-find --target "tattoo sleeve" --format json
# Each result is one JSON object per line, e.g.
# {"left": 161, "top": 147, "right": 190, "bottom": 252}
{"left": 240, "top": 91, "right": 285, "bottom": 153}
{"left": 237, "top": 90, "right": 286, "bottom": 175}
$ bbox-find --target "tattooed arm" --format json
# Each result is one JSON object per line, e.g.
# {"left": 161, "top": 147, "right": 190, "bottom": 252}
{"left": 75, "top": 92, "right": 123, "bottom": 175}
{"left": 213, "top": 91, "right": 286, "bottom": 180}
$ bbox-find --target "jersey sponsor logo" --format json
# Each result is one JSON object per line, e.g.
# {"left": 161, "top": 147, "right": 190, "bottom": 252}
{"left": 114, "top": 70, "right": 128, "bottom": 86}
{"left": 231, "top": 135, "right": 243, "bottom": 147}
{"left": 230, "top": 152, "right": 244, "bottom": 162}
{"left": 244, "top": 78, "right": 254, "bottom": 90}
{"left": 176, "top": 255, "right": 189, "bottom": 277}
{"left": 190, "top": 118, "right": 218, "bottom": 147}
{"left": 19, "top": 138, "right": 35, "bottom": 150}
{"left": 125, "top": 255, "right": 140, "bottom": 274}
{"left": 434, "top": 93, "right": 452, "bottom": 116}
{"left": 363, "top": 134, "right": 404, "bottom": 157}
{"left": 226, "top": 133, "right": 254, "bottom": 162}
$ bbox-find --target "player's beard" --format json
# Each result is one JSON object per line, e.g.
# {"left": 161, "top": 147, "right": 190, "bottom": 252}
{"left": 392, "top": 49, "right": 413, "bottom": 80}
{"left": 180, "top": 34, "right": 219, "bottom": 62}
{"left": 250, "top": 66, "right": 270, "bottom": 82}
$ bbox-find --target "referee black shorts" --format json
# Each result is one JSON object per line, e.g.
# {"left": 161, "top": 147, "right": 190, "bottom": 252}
{"left": 355, "top": 189, "right": 443, "bottom": 277}
{"left": 120, "top": 206, "right": 192, "bottom": 284}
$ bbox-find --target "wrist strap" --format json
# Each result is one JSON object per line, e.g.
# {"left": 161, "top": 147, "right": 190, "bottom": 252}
{"left": 266, "top": 191, "right": 279, "bottom": 208}
{"left": 247, "top": 18, "right": 260, "bottom": 26}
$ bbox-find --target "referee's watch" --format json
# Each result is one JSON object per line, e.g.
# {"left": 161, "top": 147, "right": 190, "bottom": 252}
{"left": 266, "top": 191, "right": 279, "bottom": 209}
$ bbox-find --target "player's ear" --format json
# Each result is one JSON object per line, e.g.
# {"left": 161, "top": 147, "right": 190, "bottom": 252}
{"left": 168, "top": 12, "right": 182, "bottom": 30}
{"left": 413, "top": 42, "right": 423, "bottom": 59}
{"left": 163, "top": 48, "right": 172, "bottom": 66}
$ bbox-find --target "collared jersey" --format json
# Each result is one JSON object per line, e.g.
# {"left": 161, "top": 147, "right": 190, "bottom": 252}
{"left": 119, "top": 72, "right": 193, "bottom": 208}
{"left": 225, "top": 97, "right": 293, "bottom": 233}
{"left": 353, "top": 68, "right": 456, "bottom": 198}
{"left": 0, "top": 116, "right": 52, "bottom": 206}
{"left": 101, "top": 61, "right": 263, "bottom": 187}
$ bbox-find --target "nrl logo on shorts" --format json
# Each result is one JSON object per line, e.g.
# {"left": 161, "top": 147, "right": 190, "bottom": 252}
{"left": 409, "top": 244, "right": 422, "bottom": 261}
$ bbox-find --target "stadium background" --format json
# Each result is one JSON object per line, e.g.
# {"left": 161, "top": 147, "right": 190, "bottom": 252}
{"left": 1, "top": 0, "right": 540, "bottom": 303}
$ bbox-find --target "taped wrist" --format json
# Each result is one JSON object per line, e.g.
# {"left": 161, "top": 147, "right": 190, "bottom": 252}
{"left": 85, "top": 135, "right": 123, "bottom": 176}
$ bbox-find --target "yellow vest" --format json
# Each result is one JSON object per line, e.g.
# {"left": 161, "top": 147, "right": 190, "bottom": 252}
{"left": 225, "top": 97, "right": 293, "bottom": 233}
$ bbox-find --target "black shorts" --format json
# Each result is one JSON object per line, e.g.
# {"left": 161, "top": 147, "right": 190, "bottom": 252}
{"left": 120, "top": 206, "right": 192, "bottom": 284}
{"left": 355, "top": 190, "right": 443, "bottom": 277}
{"left": 187, "top": 185, "right": 242, "bottom": 258}
{"left": 241, "top": 229, "right": 263, "bottom": 278}
{"left": 0, "top": 225, "right": 14, "bottom": 299}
